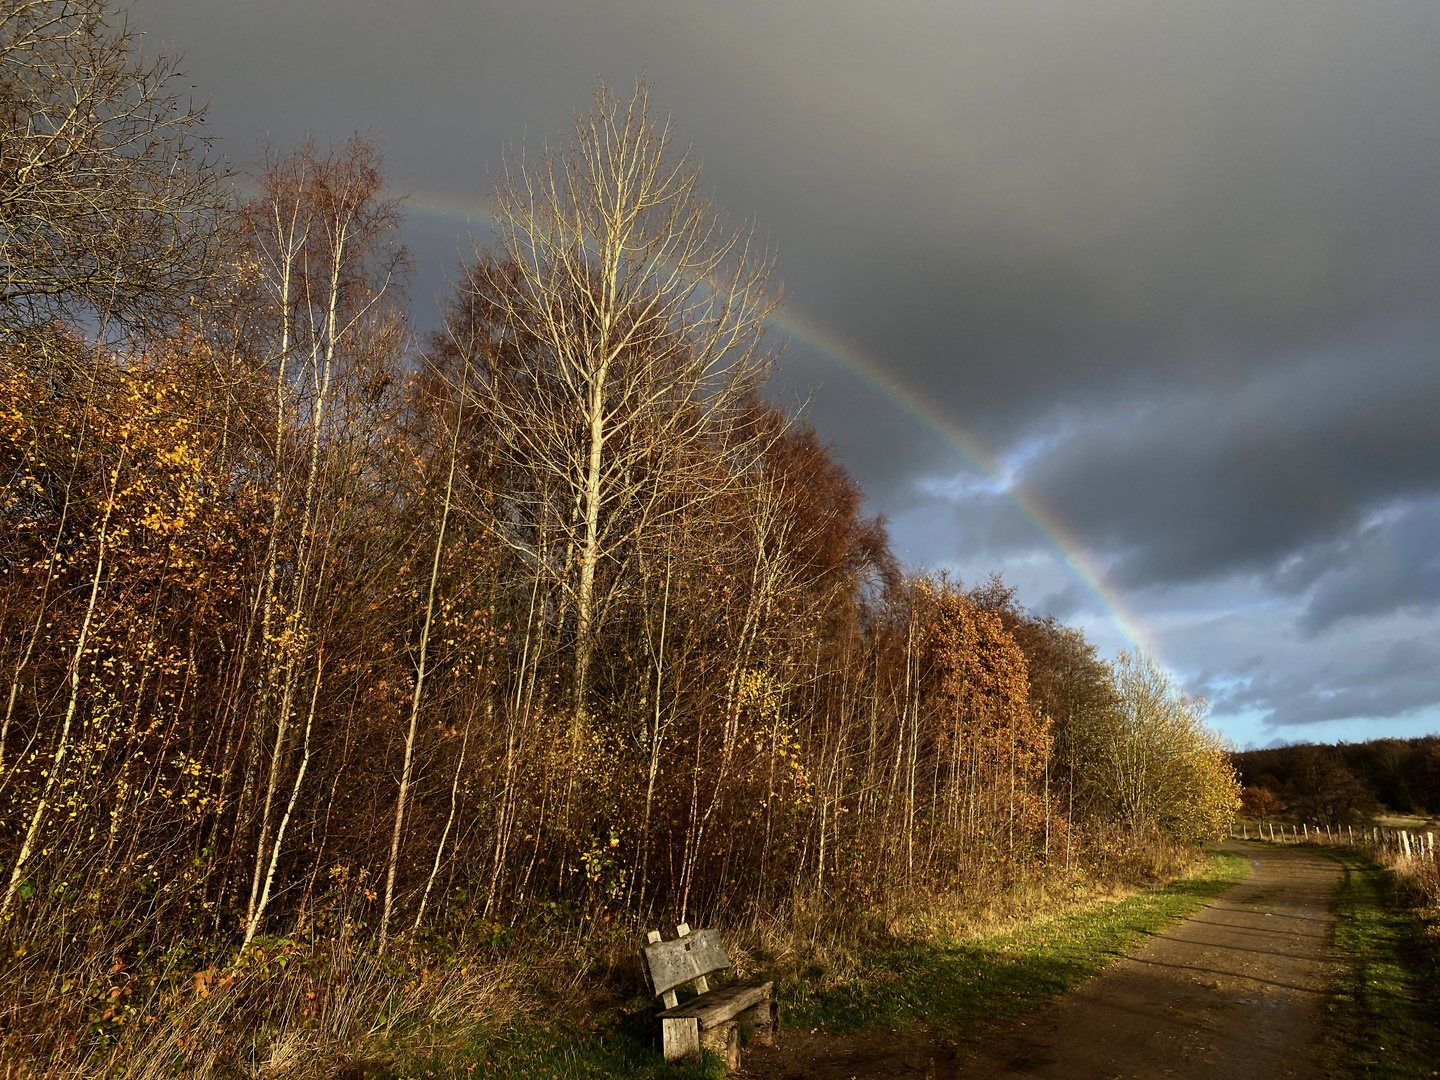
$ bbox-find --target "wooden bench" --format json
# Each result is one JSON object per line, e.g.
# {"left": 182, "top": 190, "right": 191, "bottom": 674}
{"left": 641, "top": 922, "right": 778, "bottom": 1069}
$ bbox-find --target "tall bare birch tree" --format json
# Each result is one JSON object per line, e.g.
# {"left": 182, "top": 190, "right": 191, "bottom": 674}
{"left": 464, "top": 77, "right": 781, "bottom": 732}
{"left": 239, "top": 137, "right": 407, "bottom": 944}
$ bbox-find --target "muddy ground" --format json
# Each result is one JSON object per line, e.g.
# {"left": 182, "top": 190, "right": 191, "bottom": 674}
{"left": 738, "top": 843, "right": 1340, "bottom": 1079}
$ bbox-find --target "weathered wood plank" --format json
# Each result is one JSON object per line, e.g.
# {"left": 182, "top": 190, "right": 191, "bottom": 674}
{"left": 643, "top": 928, "right": 731, "bottom": 995}
{"left": 656, "top": 980, "right": 774, "bottom": 1028}
{"left": 674, "top": 923, "right": 709, "bottom": 992}
{"left": 662, "top": 1017, "right": 700, "bottom": 1062}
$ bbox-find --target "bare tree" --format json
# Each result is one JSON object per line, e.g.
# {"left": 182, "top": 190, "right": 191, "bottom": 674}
{"left": 459, "top": 77, "right": 781, "bottom": 733}
{"left": 0, "top": 0, "right": 223, "bottom": 341}
{"left": 237, "top": 136, "right": 408, "bottom": 946}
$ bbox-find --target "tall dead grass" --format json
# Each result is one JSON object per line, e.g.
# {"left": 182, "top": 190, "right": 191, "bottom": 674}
{"left": 1375, "top": 846, "right": 1440, "bottom": 952}
{"left": 0, "top": 933, "right": 524, "bottom": 1080}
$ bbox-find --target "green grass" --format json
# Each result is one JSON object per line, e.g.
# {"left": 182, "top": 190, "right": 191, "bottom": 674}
{"left": 779, "top": 849, "right": 1250, "bottom": 1042}
{"left": 1321, "top": 850, "right": 1440, "bottom": 1079}
{"left": 401, "top": 1012, "right": 730, "bottom": 1080}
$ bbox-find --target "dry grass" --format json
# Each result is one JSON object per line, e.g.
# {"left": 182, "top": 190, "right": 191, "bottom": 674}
{"left": 1375, "top": 813, "right": 1440, "bottom": 830}
{"left": 706, "top": 831, "right": 1204, "bottom": 999}
{"left": 1380, "top": 847, "right": 1440, "bottom": 957}
{"left": 0, "top": 934, "right": 526, "bottom": 1080}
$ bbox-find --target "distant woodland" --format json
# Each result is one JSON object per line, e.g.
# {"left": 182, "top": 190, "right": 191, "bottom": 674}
{"left": 1234, "top": 737, "right": 1440, "bottom": 826}
{"left": 0, "top": 2, "right": 1243, "bottom": 1071}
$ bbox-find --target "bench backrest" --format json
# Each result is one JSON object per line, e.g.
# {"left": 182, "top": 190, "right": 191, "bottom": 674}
{"left": 642, "top": 927, "right": 731, "bottom": 997}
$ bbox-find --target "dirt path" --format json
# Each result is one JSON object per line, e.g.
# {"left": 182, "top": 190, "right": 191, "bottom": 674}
{"left": 739, "top": 843, "right": 1341, "bottom": 1080}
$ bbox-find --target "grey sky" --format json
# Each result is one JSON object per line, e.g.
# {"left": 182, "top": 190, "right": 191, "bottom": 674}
{"left": 136, "top": 0, "right": 1440, "bottom": 747}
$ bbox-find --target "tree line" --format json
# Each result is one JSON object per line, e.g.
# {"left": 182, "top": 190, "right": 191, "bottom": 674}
{"left": 1235, "top": 737, "right": 1440, "bottom": 827}
{"left": 0, "top": 0, "right": 1240, "bottom": 965}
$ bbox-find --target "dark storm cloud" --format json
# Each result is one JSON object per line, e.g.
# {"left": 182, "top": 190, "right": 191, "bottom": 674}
{"left": 1039, "top": 582, "right": 1087, "bottom": 623}
{"left": 1201, "top": 633, "right": 1440, "bottom": 730}
{"left": 142, "top": 0, "right": 1440, "bottom": 440}
{"left": 1013, "top": 332, "right": 1440, "bottom": 588}
{"left": 1293, "top": 497, "right": 1440, "bottom": 633}
{"left": 697, "top": 0, "right": 1440, "bottom": 528}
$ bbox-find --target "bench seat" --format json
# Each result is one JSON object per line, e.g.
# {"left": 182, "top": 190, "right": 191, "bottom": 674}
{"left": 642, "top": 926, "right": 778, "bottom": 1069}
{"left": 656, "top": 979, "right": 773, "bottom": 1026}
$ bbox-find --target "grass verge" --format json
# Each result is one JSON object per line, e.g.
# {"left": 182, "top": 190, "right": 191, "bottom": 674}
{"left": 404, "top": 1014, "right": 730, "bottom": 1080}
{"left": 779, "top": 848, "right": 1249, "bottom": 1043}
{"left": 405, "top": 851, "right": 1248, "bottom": 1079}
{"left": 1322, "top": 849, "right": 1440, "bottom": 1079}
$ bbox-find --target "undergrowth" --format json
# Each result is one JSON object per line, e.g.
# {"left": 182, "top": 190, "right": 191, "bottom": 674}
{"left": 0, "top": 842, "right": 1236, "bottom": 1078}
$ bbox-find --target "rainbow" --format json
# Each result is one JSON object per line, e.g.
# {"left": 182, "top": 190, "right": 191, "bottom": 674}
{"left": 774, "top": 307, "right": 1153, "bottom": 657}
{"left": 402, "top": 195, "right": 1153, "bottom": 657}
{"left": 406, "top": 194, "right": 491, "bottom": 224}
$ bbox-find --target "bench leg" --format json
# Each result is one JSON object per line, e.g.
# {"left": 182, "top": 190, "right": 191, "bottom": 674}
{"left": 700, "top": 1019, "right": 740, "bottom": 1071}
{"left": 662, "top": 1017, "right": 700, "bottom": 1062}
{"left": 738, "top": 1000, "right": 778, "bottom": 1048}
